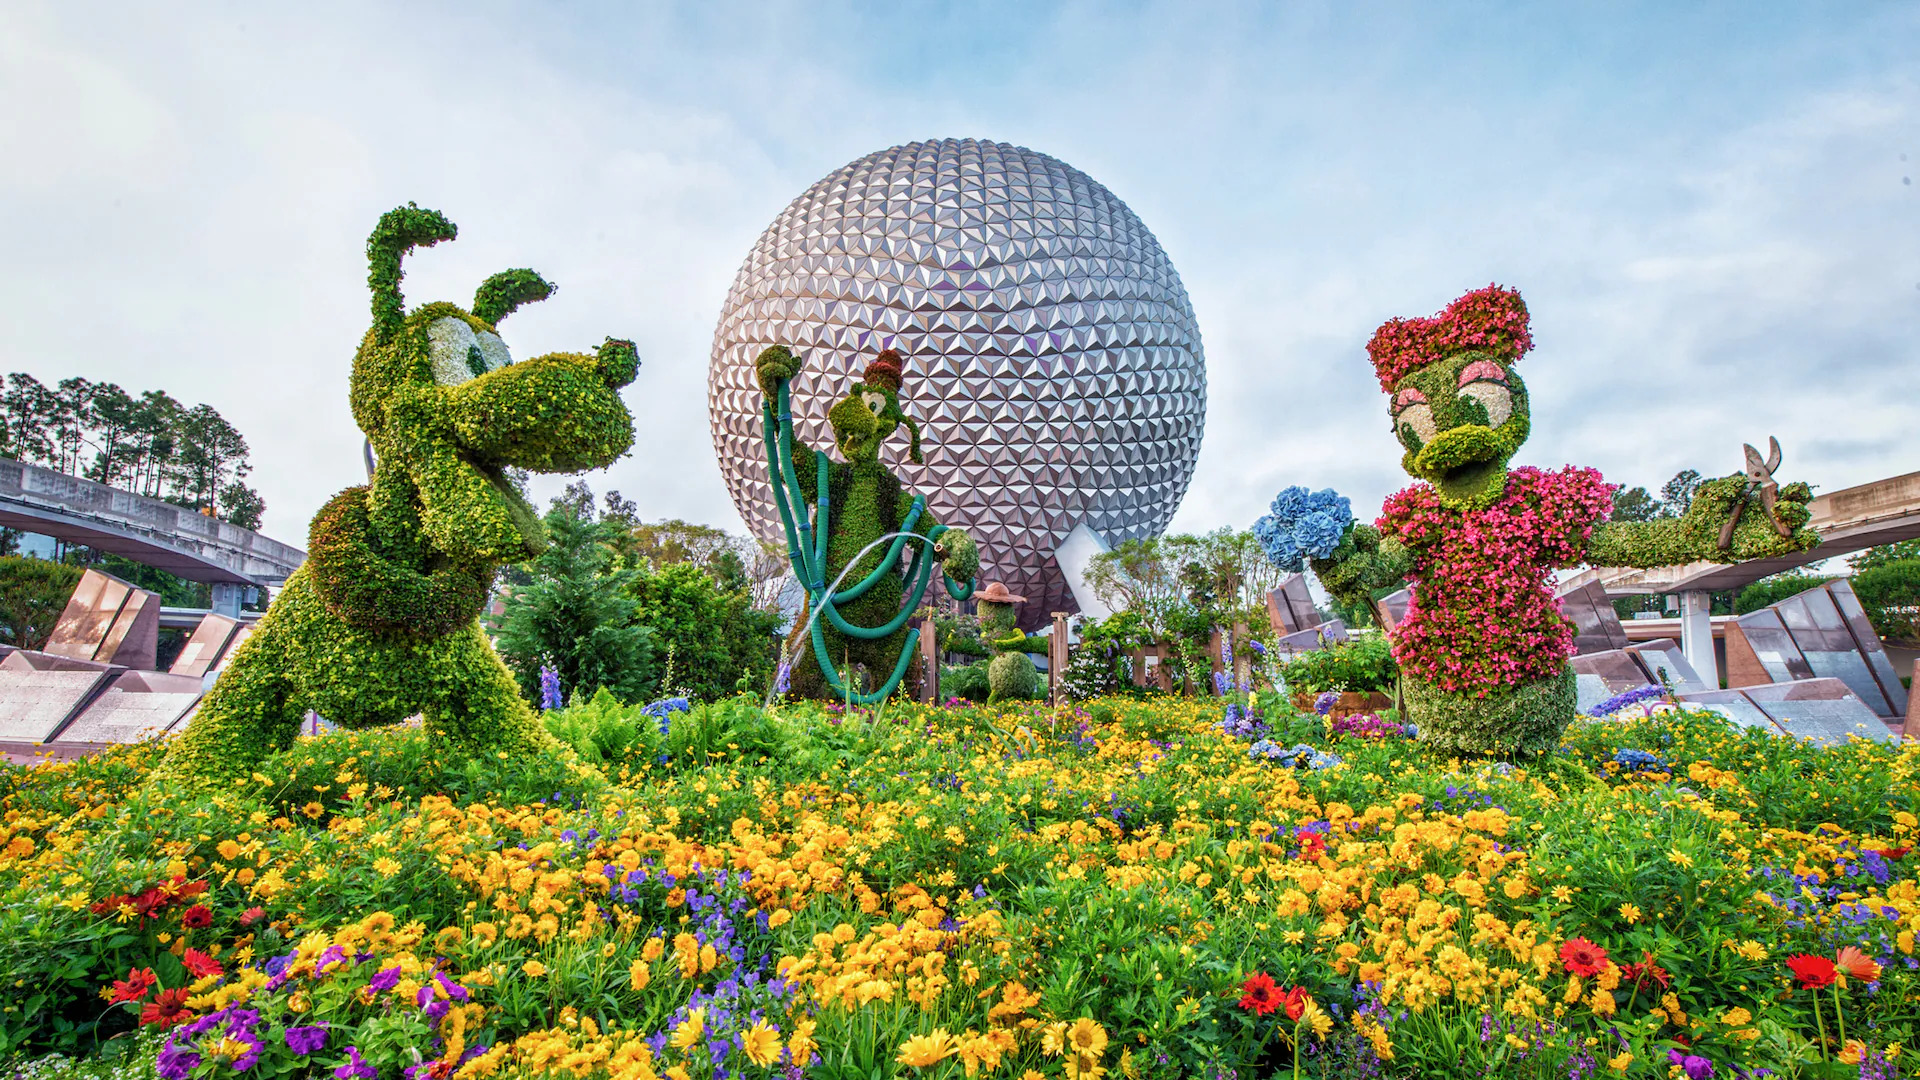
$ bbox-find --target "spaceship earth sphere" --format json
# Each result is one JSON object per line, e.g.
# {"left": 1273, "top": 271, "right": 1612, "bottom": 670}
{"left": 707, "top": 138, "right": 1207, "bottom": 622}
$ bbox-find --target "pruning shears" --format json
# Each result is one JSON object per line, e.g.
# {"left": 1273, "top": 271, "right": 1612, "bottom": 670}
{"left": 1717, "top": 436, "right": 1793, "bottom": 551}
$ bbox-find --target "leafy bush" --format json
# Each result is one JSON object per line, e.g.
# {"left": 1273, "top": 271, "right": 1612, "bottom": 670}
{"left": 1852, "top": 557, "right": 1920, "bottom": 643}
{"left": 0, "top": 556, "right": 80, "bottom": 648}
{"left": 1275, "top": 632, "right": 1397, "bottom": 693}
{"left": 1733, "top": 570, "right": 1833, "bottom": 614}
{"left": 628, "top": 562, "right": 779, "bottom": 701}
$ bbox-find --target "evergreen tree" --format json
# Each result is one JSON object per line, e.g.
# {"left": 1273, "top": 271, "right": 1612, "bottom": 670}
{"left": 491, "top": 498, "right": 655, "bottom": 706}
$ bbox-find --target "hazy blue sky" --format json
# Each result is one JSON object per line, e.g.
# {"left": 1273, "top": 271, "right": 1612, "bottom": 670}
{"left": 4, "top": 1, "right": 1916, "bottom": 546}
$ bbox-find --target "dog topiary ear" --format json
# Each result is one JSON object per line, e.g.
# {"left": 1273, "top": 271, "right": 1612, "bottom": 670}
{"left": 472, "top": 270, "right": 556, "bottom": 326}
{"left": 367, "top": 204, "right": 458, "bottom": 346}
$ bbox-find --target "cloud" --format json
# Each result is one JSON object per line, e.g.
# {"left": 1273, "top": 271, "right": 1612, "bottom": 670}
{"left": 1, "top": 0, "right": 1913, "bottom": 559}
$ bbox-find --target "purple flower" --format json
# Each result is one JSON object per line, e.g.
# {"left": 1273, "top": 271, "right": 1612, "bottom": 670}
{"left": 773, "top": 660, "right": 791, "bottom": 695}
{"left": 434, "top": 971, "right": 471, "bottom": 1003}
{"left": 334, "top": 1046, "right": 378, "bottom": 1080}
{"left": 1314, "top": 691, "right": 1340, "bottom": 715}
{"left": 1249, "top": 640, "right": 1266, "bottom": 656}
{"left": 313, "top": 946, "right": 347, "bottom": 976}
{"left": 1589, "top": 684, "right": 1666, "bottom": 717}
{"left": 157, "top": 1043, "right": 203, "bottom": 1080}
{"left": 539, "top": 664, "right": 564, "bottom": 710}
{"left": 367, "top": 966, "right": 402, "bottom": 993}
{"left": 285, "top": 1026, "right": 328, "bottom": 1055}
{"left": 1668, "top": 1049, "right": 1715, "bottom": 1079}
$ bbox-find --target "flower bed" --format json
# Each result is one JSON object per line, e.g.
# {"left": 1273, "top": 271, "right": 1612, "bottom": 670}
{"left": 1, "top": 696, "right": 1915, "bottom": 1078}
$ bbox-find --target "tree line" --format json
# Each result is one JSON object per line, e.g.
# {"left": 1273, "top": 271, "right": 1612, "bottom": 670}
{"left": 0, "top": 373, "right": 265, "bottom": 529}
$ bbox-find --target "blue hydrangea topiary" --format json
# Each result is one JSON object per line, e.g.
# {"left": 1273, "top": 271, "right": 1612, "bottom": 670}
{"left": 1254, "top": 486, "right": 1354, "bottom": 572}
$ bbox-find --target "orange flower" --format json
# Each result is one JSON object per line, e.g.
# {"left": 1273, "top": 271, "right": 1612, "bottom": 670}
{"left": 1835, "top": 946, "right": 1881, "bottom": 985}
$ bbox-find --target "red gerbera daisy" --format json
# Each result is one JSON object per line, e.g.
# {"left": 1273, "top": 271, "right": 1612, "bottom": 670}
{"left": 239, "top": 906, "right": 266, "bottom": 926}
{"left": 182, "top": 948, "right": 223, "bottom": 979}
{"left": 1280, "top": 986, "right": 1310, "bottom": 1023}
{"left": 1237, "top": 972, "right": 1282, "bottom": 1014}
{"left": 105, "top": 967, "right": 157, "bottom": 1004}
{"left": 1558, "top": 937, "right": 1608, "bottom": 977}
{"left": 179, "top": 904, "right": 213, "bottom": 929}
{"left": 138, "top": 988, "right": 194, "bottom": 1028}
{"left": 1618, "top": 951, "right": 1671, "bottom": 989}
{"left": 1786, "top": 953, "right": 1838, "bottom": 990}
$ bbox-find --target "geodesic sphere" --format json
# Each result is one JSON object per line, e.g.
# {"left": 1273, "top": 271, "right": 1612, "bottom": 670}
{"left": 708, "top": 138, "right": 1206, "bottom": 623}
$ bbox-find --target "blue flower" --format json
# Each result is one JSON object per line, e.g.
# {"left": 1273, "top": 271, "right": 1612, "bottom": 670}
{"left": 1611, "top": 748, "right": 1667, "bottom": 773}
{"left": 538, "top": 664, "right": 564, "bottom": 711}
{"left": 1254, "top": 487, "right": 1354, "bottom": 571}
{"left": 1587, "top": 684, "right": 1666, "bottom": 717}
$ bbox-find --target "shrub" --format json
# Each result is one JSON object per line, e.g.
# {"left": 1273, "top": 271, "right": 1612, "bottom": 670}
{"left": 1852, "top": 557, "right": 1920, "bottom": 643}
{"left": 628, "top": 563, "right": 779, "bottom": 701}
{"left": 1276, "top": 633, "right": 1397, "bottom": 693}
{"left": 0, "top": 556, "right": 80, "bottom": 648}
{"left": 1733, "top": 570, "right": 1833, "bottom": 614}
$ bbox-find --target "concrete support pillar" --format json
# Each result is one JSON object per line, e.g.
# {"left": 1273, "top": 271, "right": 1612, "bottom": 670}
{"left": 211, "top": 582, "right": 244, "bottom": 619}
{"left": 1679, "top": 590, "right": 1713, "bottom": 686}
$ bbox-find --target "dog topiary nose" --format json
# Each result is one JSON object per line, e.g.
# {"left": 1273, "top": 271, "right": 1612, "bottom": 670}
{"left": 596, "top": 338, "right": 640, "bottom": 389}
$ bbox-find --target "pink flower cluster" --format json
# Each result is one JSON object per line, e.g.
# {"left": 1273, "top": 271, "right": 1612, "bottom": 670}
{"left": 1366, "top": 284, "right": 1534, "bottom": 391}
{"left": 1378, "top": 466, "right": 1614, "bottom": 695}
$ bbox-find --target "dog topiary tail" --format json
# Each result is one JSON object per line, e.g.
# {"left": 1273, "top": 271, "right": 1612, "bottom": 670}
{"left": 472, "top": 269, "right": 556, "bottom": 326}
{"left": 367, "top": 204, "right": 458, "bottom": 345}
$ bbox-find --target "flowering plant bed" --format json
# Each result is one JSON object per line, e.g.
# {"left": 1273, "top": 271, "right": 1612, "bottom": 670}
{"left": 1, "top": 695, "right": 1916, "bottom": 1078}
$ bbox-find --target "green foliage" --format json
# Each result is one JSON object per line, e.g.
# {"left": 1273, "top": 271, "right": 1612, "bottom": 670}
{"left": 1404, "top": 665, "right": 1574, "bottom": 758}
{"left": 940, "top": 659, "right": 992, "bottom": 702}
{"left": 628, "top": 562, "right": 778, "bottom": 702}
{"left": 1852, "top": 557, "right": 1920, "bottom": 643}
{"left": 539, "top": 687, "right": 663, "bottom": 768}
{"left": 1275, "top": 633, "right": 1398, "bottom": 694}
{"left": 1851, "top": 539, "right": 1920, "bottom": 573}
{"left": 1586, "top": 474, "right": 1820, "bottom": 568}
{"left": 0, "top": 373, "right": 264, "bottom": 526}
{"left": 492, "top": 502, "right": 655, "bottom": 706}
{"left": 1610, "top": 484, "right": 1661, "bottom": 523}
{"left": 1734, "top": 570, "right": 1834, "bottom": 614}
{"left": 1307, "top": 522, "right": 1408, "bottom": 622}
{"left": 0, "top": 556, "right": 81, "bottom": 648}
{"left": 156, "top": 205, "right": 638, "bottom": 787}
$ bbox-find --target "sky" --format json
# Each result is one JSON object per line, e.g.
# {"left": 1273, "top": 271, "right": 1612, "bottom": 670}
{"left": 3, "top": 1, "right": 1917, "bottom": 551}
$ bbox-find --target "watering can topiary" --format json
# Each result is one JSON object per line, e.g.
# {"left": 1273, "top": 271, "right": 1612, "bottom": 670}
{"left": 756, "top": 346, "right": 978, "bottom": 703}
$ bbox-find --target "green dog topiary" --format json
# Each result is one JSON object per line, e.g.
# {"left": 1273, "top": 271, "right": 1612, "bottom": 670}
{"left": 155, "top": 205, "right": 638, "bottom": 785}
